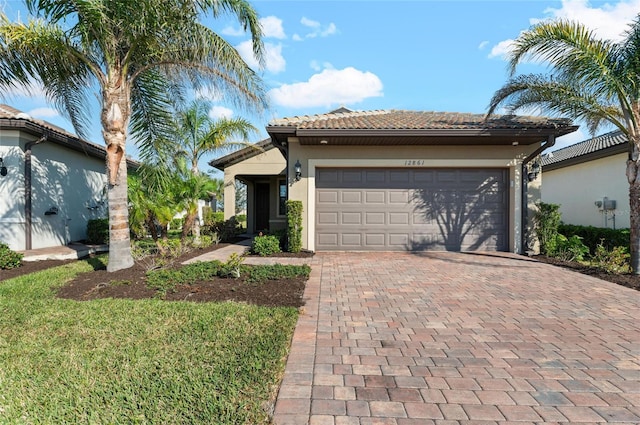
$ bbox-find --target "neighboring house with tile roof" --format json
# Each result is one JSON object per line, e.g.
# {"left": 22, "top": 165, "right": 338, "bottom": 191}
{"left": 541, "top": 130, "right": 629, "bottom": 229}
{"left": 213, "top": 108, "right": 577, "bottom": 254}
{"left": 0, "top": 104, "right": 137, "bottom": 252}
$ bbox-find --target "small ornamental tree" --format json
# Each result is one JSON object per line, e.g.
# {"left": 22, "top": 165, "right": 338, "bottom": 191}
{"left": 286, "top": 200, "right": 303, "bottom": 253}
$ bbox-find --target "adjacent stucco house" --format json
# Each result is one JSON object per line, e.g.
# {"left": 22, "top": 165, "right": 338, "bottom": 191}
{"left": 541, "top": 130, "right": 629, "bottom": 229}
{"left": 212, "top": 108, "right": 577, "bottom": 254}
{"left": 0, "top": 104, "right": 136, "bottom": 251}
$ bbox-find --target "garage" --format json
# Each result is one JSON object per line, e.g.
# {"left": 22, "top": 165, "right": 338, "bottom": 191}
{"left": 315, "top": 167, "right": 509, "bottom": 251}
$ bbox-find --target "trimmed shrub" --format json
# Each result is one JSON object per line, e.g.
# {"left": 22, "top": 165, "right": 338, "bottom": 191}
{"left": 87, "top": 218, "right": 109, "bottom": 244}
{"left": 286, "top": 200, "right": 303, "bottom": 253}
{"left": 558, "top": 224, "right": 629, "bottom": 254}
{"left": 0, "top": 242, "right": 23, "bottom": 270}
{"left": 534, "top": 202, "right": 561, "bottom": 255}
{"left": 251, "top": 235, "right": 282, "bottom": 256}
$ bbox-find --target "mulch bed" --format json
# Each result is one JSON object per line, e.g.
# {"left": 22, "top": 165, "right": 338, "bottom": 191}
{"left": 533, "top": 255, "right": 640, "bottom": 291}
{"left": 2, "top": 243, "right": 314, "bottom": 307}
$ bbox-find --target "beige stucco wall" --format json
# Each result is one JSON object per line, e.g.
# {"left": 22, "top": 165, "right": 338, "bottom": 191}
{"left": 222, "top": 147, "right": 285, "bottom": 224}
{"left": 542, "top": 153, "right": 629, "bottom": 229}
{"left": 287, "top": 139, "right": 542, "bottom": 253}
{"left": 0, "top": 129, "right": 108, "bottom": 251}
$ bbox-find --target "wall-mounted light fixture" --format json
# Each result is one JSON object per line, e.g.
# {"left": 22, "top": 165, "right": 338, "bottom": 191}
{"left": 527, "top": 160, "right": 540, "bottom": 182}
{"left": 294, "top": 160, "right": 302, "bottom": 181}
{"left": 0, "top": 157, "right": 7, "bottom": 177}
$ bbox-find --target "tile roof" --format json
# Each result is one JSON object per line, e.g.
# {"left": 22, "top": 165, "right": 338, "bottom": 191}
{"left": 268, "top": 109, "right": 574, "bottom": 131}
{"left": 541, "top": 130, "right": 628, "bottom": 167}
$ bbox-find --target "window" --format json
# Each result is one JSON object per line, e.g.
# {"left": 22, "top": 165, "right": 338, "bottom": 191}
{"left": 278, "top": 180, "right": 287, "bottom": 215}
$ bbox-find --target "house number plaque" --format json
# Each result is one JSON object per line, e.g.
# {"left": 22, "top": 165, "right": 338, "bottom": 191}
{"left": 403, "top": 160, "right": 425, "bottom": 166}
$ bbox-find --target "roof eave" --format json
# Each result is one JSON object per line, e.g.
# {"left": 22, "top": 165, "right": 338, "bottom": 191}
{"left": 0, "top": 118, "right": 140, "bottom": 169}
{"left": 266, "top": 125, "right": 579, "bottom": 145}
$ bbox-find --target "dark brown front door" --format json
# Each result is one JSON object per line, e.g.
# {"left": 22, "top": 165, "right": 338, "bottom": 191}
{"left": 255, "top": 183, "right": 270, "bottom": 232}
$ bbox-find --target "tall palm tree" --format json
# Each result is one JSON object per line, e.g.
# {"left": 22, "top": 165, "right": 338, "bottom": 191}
{"left": 168, "top": 99, "right": 258, "bottom": 239}
{"left": 487, "top": 15, "right": 640, "bottom": 273}
{"left": 0, "top": 0, "right": 267, "bottom": 271}
{"left": 174, "top": 99, "right": 258, "bottom": 175}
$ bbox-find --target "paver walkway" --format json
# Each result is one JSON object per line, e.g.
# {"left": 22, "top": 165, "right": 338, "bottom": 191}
{"left": 273, "top": 251, "right": 640, "bottom": 425}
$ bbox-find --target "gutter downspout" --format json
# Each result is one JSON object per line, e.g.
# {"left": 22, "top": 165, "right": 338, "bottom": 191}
{"left": 24, "top": 134, "right": 48, "bottom": 250}
{"left": 521, "top": 134, "right": 555, "bottom": 254}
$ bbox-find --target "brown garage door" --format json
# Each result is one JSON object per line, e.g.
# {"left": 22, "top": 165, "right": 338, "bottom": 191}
{"left": 315, "top": 168, "right": 508, "bottom": 251}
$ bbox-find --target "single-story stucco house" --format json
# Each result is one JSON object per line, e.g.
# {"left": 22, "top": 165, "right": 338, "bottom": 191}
{"left": 212, "top": 108, "right": 577, "bottom": 254}
{"left": 541, "top": 130, "right": 629, "bottom": 229}
{"left": 0, "top": 104, "right": 137, "bottom": 251}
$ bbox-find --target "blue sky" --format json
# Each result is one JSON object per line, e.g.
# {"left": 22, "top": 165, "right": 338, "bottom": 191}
{"left": 1, "top": 0, "right": 639, "bottom": 173}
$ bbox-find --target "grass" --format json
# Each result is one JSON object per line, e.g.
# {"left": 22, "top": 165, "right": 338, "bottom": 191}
{"left": 0, "top": 258, "right": 299, "bottom": 424}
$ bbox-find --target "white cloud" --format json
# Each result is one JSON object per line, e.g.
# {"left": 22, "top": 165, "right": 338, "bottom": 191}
{"left": 208, "top": 106, "right": 234, "bottom": 120}
{"left": 298, "top": 16, "right": 338, "bottom": 39}
{"left": 310, "top": 60, "right": 333, "bottom": 72}
{"left": 489, "top": 0, "right": 640, "bottom": 60}
{"left": 538, "top": 0, "right": 640, "bottom": 41}
{"left": 221, "top": 26, "right": 245, "bottom": 37}
{"left": 260, "top": 16, "right": 286, "bottom": 39}
{"left": 488, "top": 39, "right": 516, "bottom": 59}
{"left": 268, "top": 67, "right": 383, "bottom": 108}
{"left": 300, "top": 17, "right": 320, "bottom": 29}
{"left": 478, "top": 41, "right": 489, "bottom": 50}
{"left": 292, "top": 34, "right": 303, "bottom": 42}
{"left": 236, "top": 40, "right": 286, "bottom": 74}
{"left": 28, "top": 107, "right": 59, "bottom": 119}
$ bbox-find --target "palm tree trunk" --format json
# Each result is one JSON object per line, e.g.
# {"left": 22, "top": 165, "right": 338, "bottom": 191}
{"left": 107, "top": 153, "right": 134, "bottom": 271}
{"left": 181, "top": 211, "right": 197, "bottom": 243}
{"left": 103, "top": 83, "right": 134, "bottom": 272}
{"left": 628, "top": 136, "right": 640, "bottom": 274}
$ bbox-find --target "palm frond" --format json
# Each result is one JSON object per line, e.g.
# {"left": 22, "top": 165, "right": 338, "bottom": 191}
{"left": 487, "top": 74, "right": 626, "bottom": 136}
{"left": 0, "top": 15, "right": 96, "bottom": 137}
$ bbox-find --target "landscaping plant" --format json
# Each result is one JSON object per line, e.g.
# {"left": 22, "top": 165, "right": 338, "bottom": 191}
{"left": 533, "top": 202, "right": 562, "bottom": 255}
{"left": 251, "top": 235, "right": 282, "bottom": 256}
{"left": 86, "top": 218, "right": 109, "bottom": 244}
{"left": 286, "top": 200, "right": 303, "bottom": 253}
{"left": 0, "top": 242, "right": 22, "bottom": 270}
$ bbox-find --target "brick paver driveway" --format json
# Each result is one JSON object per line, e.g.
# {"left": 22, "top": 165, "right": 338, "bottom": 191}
{"left": 273, "top": 252, "right": 640, "bottom": 425}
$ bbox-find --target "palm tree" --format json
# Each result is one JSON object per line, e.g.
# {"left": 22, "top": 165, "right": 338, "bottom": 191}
{"left": 0, "top": 0, "right": 267, "bottom": 271}
{"left": 168, "top": 99, "right": 258, "bottom": 239}
{"left": 174, "top": 99, "right": 258, "bottom": 175}
{"left": 128, "top": 168, "right": 179, "bottom": 252}
{"left": 486, "top": 15, "right": 640, "bottom": 273}
{"left": 173, "top": 160, "right": 219, "bottom": 243}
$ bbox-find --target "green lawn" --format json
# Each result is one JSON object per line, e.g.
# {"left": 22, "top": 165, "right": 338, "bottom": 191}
{"left": 0, "top": 259, "right": 298, "bottom": 424}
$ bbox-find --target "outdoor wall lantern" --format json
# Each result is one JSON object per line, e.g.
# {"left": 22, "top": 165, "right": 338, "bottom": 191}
{"left": 527, "top": 160, "right": 541, "bottom": 182}
{"left": 294, "top": 160, "right": 302, "bottom": 181}
{"left": 0, "top": 157, "right": 7, "bottom": 177}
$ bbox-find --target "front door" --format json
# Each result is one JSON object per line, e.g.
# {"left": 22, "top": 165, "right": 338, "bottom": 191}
{"left": 255, "top": 183, "right": 270, "bottom": 232}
